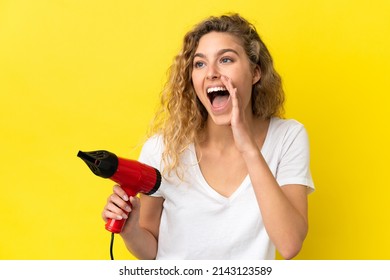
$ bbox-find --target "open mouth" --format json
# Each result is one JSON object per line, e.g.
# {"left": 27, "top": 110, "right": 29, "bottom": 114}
{"left": 207, "top": 86, "right": 230, "bottom": 108}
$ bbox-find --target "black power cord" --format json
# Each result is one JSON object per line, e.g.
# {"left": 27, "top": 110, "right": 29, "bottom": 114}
{"left": 110, "top": 232, "right": 115, "bottom": 260}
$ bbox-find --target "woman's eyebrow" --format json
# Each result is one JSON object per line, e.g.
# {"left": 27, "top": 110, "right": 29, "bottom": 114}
{"left": 193, "top": 53, "right": 206, "bottom": 59}
{"left": 217, "top": 48, "right": 239, "bottom": 56}
{"left": 194, "top": 48, "right": 240, "bottom": 59}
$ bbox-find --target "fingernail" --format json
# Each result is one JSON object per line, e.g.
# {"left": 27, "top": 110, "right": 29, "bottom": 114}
{"left": 123, "top": 194, "right": 129, "bottom": 201}
{"left": 125, "top": 205, "right": 131, "bottom": 212}
{"left": 122, "top": 214, "right": 128, "bottom": 219}
{"left": 116, "top": 215, "right": 123, "bottom": 220}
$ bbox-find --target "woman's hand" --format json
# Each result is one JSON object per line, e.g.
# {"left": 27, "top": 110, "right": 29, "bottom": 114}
{"left": 221, "top": 75, "right": 258, "bottom": 155}
{"left": 101, "top": 184, "right": 141, "bottom": 234}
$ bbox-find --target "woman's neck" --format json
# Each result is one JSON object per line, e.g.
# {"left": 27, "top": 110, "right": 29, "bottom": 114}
{"left": 203, "top": 121, "right": 235, "bottom": 149}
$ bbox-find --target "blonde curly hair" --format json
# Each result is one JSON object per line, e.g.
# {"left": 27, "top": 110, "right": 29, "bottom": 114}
{"left": 148, "top": 13, "right": 285, "bottom": 177}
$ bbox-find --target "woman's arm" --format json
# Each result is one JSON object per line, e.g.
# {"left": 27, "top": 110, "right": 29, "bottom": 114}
{"left": 242, "top": 150, "right": 308, "bottom": 259}
{"left": 223, "top": 75, "right": 309, "bottom": 259}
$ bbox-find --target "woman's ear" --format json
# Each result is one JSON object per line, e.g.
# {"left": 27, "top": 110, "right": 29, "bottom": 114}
{"left": 252, "top": 65, "right": 261, "bottom": 85}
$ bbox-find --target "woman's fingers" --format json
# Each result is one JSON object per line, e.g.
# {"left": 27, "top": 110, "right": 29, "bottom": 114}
{"left": 102, "top": 185, "right": 132, "bottom": 222}
{"left": 113, "top": 184, "right": 129, "bottom": 202}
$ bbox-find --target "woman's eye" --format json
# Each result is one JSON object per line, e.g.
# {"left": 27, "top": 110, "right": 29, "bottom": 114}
{"left": 221, "top": 57, "right": 233, "bottom": 63}
{"left": 194, "top": 61, "right": 205, "bottom": 68}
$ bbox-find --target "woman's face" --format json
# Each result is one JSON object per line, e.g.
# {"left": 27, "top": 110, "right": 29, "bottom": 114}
{"left": 191, "top": 31, "right": 260, "bottom": 126}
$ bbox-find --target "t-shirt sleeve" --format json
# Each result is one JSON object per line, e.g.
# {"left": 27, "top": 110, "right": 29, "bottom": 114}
{"left": 138, "top": 136, "right": 164, "bottom": 197}
{"left": 276, "top": 124, "right": 315, "bottom": 193}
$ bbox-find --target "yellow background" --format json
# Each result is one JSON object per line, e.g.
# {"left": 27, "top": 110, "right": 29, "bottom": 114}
{"left": 1, "top": 0, "right": 389, "bottom": 260}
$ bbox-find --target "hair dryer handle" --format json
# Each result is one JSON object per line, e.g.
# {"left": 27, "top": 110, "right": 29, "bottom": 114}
{"left": 105, "top": 218, "right": 126, "bottom": 234}
{"left": 105, "top": 202, "right": 131, "bottom": 233}
{"left": 105, "top": 190, "right": 136, "bottom": 233}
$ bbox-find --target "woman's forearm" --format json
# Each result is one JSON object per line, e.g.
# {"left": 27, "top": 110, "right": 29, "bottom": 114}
{"left": 120, "top": 226, "right": 159, "bottom": 260}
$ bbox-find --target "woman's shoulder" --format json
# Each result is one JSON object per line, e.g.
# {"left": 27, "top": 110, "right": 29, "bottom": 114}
{"left": 139, "top": 134, "right": 165, "bottom": 158}
{"left": 142, "top": 134, "right": 165, "bottom": 150}
{"left": 269, "top": 117, "right": 306, "bottom": 135}
{"left": 271, "top": 117, "right": 304, "bottom": 128}
{"left": 265, "top": 117, "right": 309, "bottom": 148}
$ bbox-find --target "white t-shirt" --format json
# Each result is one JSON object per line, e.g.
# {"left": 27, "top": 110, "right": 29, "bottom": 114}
{"left": 138, "top": 117, "right": 314, "bottom": 260}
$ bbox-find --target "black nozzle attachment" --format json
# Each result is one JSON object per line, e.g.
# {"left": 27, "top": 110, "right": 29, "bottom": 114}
{"left": 77, "top": 150, "right": 118, "bottom": 178}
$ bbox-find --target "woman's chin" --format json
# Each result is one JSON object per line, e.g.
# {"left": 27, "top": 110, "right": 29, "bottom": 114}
{"left": 209, "top": 114, "right": 232, "bottom": 126}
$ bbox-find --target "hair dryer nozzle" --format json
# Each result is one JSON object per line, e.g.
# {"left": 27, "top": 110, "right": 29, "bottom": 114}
{"left": 77, "top": 150, "right": 118, "bottom": 178}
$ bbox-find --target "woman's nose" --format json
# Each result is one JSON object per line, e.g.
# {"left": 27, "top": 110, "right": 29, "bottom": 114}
{"left": 206, "top": 64, "right": 221, "bottom": 80}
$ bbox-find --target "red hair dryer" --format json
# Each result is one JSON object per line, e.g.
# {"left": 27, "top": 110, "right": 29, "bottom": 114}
{"left": 77, "top": 150, "right": 161, "bottom": 233}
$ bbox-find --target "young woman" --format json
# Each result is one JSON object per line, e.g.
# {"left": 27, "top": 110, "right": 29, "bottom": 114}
{"left": 102, "top": 14, "right": 314, "bottom": 260}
